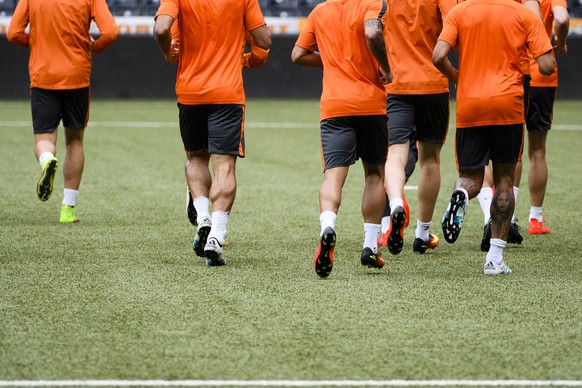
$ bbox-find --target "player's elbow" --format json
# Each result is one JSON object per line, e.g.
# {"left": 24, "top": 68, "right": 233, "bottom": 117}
{"left": 537, "top": 55, "right": 556, "bottom": 76}
{"left": 290, "top": 46, "right": 303, "bottom": 64}
{"left": 553, "top": 12, "right": 570, "bottom": 31}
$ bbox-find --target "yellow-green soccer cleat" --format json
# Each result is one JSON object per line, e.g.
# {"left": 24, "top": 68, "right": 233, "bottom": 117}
{"left": 37, "top": 157, "right": 59, "bottom": 201}
{"left": 60, "top": 205, "right": 79, "bottom": 223}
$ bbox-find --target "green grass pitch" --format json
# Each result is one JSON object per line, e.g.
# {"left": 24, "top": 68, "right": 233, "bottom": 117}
{"left": 0, "top": 99, "right": 581, "bottom": 383}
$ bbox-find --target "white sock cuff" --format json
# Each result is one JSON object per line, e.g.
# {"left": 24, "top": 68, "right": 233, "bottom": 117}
{"left": 193, "top": 196, "right": 210, "bottom": 222}
{"left": 389, "top": 197, "right": 404, "bottom": 213}
{"left": 320, "top": 211, "right": 337, "bottom": 235}
{"left": 62, "top": 189, "right": 79, "bottom": 207}
{"left": 39, "top": 152, "right": 55, "bottom": 168}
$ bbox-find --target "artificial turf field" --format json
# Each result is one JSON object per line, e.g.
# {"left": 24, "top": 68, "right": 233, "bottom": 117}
{"left": 0, "top": 99, "right": 581, "bottom": 386}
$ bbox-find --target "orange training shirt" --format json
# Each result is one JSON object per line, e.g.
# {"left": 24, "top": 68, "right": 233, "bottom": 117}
{"left": 7, "top": 0, "right": 118, "bottom": 90}
{"left": 529, "top": 0, "right": 567, "bottom": 87}
{"left": 295, "top": 0, "right": 388, "bottom": 121}
{"left": 156, "top": 0, "right": 267, "bottom": 105}
{"left": 439, "top": 0, "right": 552, "bottom": 128}
{"left": 384, "top": 0, "right": 456, "bottom": 94}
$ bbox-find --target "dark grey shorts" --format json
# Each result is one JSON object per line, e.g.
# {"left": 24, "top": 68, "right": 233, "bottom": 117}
{"left": 31, "top": 87, "right": 90, "bottom": 134}
{"left": 178, "top": 103, "right": 245, "bottom": 157}
{"left": 386, "top": 93, "right": 449, "bottom": 145}
{"left": 320, "top": 115, "right": 388, "bottom": 171}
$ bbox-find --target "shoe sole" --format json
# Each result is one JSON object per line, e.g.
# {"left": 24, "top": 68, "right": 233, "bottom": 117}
{"left": 37, "top": 159, "right": 58, "bottom": 202}
{"left": 388, "top": 209, "right": 405, "bottom": 255}
{"left": 314, "top": 230, "right": 335, "bottom": 278}
{"left": 442, "top": 191, "right": 465, "bottom": 244}
{"left": 193, "top": 225, "right": 211, "bottom": 257}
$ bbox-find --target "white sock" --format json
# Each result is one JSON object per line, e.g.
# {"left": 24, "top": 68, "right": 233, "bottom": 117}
{"left": 39, "top": 152, "right": 54, "bottom": 168}
{"left": 193, "top": 196, "right": 210, "bottom": 223}
{"left": 511, "top": 186, "right": 519, "bottom": 223}
{"left": 62, "top": 189, "right": 79, "bottom": 207}
{"left": 389, "top": 197, "right": 404, "bottom": 214}
{"left": 208, "top": 211, "right": 229, "bottom": 243}
{"left": 477, "top": 187, "right": 493, "bottom": 225}
{"left": 381, "top": 216, "right": 390, "bottom": 234}
{"left": 363, "top": 223, "right": 381, "bottom": 254}
{"left": 486, "top": 238, "right": 506, "bottom": 265}
{"left": 320, "top": 211, "right": 336, "bottom": 236}
{"left": 529, "top": 206, "right": 543, "bottom": 222}
{"left": 415, "top": 220, "right": 431, "bottom": 242}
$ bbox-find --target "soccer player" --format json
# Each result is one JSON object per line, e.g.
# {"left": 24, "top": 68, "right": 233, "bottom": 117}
{"left": 185, "top": 30, "right": 270, "bottom": 227}
{"left": 379, "top": 0, "right": 456, "bottom": 256}
{"left": 154, "top": 0, "right": 271, "bottom": 266}
{"left": 525, "top": 0, "right": 569, "bottom": 235}
{"left": 433, "top": 0, "right": 555, "bottom": 274}
{"left": 477, "top": 0, "right": 543, "bottom": 252}
{"left": 291, "top": 0, "right": 392, "bottom": 278}
{"left": 6, "top": 0, "right": 118, "bottom": 223}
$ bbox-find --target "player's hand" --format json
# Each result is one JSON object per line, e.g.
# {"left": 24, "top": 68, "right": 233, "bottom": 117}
{"left": 380, "top": 67, "right": 392, "bottom": 85}
{"left": 553, "top": 36, "right": 567, "bottom": 54}
{"left": 165, "top": 40, "right": 180, "bottom": 63}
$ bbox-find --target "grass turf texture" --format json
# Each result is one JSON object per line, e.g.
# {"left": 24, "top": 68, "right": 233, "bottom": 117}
{"left": 0, "top": 99, "right": 581, "bottom": 382}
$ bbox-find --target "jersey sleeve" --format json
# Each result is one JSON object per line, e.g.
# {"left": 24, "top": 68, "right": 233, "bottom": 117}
{"left": 245, "top": 0, "right": 267, "bottom": 32}
{"left": 92, "top": 0, "right": 118, "bottom": 53}
{"left": 525, "top": 9, "right": 553, "bottom": 58}
{"left": 363, "top": 0, "right": 387, "bottom": 23}
{"left": 295, "top": 13, "right": 317, "bottom": 52}
{"left": 156, "top": 0, "right": 179, "bottom": 20}
{"left": 6, "top": 0, "right": 30, "bottom": 47}
{"left": 438, "top": 7, "right": 459, "bottom": 48}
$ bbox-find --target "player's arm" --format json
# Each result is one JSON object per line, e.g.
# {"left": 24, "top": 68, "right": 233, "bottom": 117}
{"left": 92, "top": 0, "right": 118, "bottom": 53}
{"left": 154, "top": 14, "right": 177, "bottom": 62}
{"left": 6, "top": 0, "right": 30, "bottom": 47}
{"left": 552, "top": 5, "right": 570, "bottom": 54}
{"left": 534, "top": 52, "right": 556, "bottom": 75}
{"left": 364, "top": 19, "right": 392, "bottom": 85}
{"left": 291, "top": 45, "right": 322, "bottom": 67}
{"left": 523, "top": 0, "right": 543, "bottom": 18}
{"left": 432, "top": 40, "right": 458, "bottom": 84}
{"left": 249, "top": 25, "right": 272, "bottom": 51}
{"left": 243, "top": 31, "right": 270, "bottom": 69}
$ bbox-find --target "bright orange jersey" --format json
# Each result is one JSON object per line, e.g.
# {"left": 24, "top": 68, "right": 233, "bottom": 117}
{"left": 439, "top": 0, "right": 552, "bottom": 128}
{"left": 529, "top": 0, "right": 566, "bottom": 86}
{"left": 156, "top": 0, "right": 266, "bottom": 105}
{"left": 7, "top": 0, "right": 117, "bottom": 90}
{"left": 295, "top": 0, "right": 388, "bottom": 121}
{"left": 457, "top": 0, "right": 534, "bottom": 74}
{"left": 384, "top": 0, "right": 456, "bottom": 94}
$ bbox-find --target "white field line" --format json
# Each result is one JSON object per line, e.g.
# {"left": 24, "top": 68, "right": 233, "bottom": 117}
{"left": 0, "top": 121, "right": 581, "bottom": 131}
{"left": 1, "top": 381, "right": 582, "bottom": 387}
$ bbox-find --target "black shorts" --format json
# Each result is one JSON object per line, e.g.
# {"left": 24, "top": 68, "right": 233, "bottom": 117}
{"left": 386, "top": 93, "right": 449, "bottom": 145}
{"left": 178, "top": 104, "right": 245, "bottom": 157}
{"left": 31, "top": 87, "right": 90, "bottom": 134}
{"left": 320, "top": 115, "right": 388, "bottom": 170}
{"left": 526, "top": 87, "right": 556, "bottom": 131}
{"left": 455, "top": 124, "right": 524, "bottom": 170}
